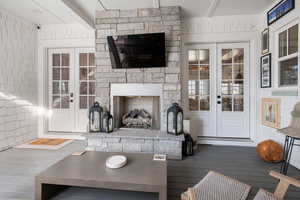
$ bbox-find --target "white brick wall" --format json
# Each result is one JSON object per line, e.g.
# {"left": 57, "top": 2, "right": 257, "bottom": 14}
{"left": 0, "top": 9, "right": 38, "bottom": 151}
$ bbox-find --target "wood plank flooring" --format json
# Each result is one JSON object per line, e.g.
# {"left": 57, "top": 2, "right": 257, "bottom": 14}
{"left": 0, "top": 141, "right": 299, "bottom": 200}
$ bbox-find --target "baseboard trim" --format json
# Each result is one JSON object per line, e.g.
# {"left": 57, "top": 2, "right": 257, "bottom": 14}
{"left": 197, "top": 137, "right": 256, "bottom": 147}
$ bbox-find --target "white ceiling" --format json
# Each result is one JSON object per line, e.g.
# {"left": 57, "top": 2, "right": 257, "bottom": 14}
{"left": 0, "top": 0, "right": 275, "bottom": 26}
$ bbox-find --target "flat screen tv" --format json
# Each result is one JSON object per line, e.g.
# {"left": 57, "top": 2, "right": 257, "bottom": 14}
{"left": 107, "top": 32, "right": 166, "bottom": 69}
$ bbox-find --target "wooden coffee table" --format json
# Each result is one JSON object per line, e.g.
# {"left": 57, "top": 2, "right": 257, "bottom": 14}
{"left": 35, "top": 151, "right": 167, "bottom": 200}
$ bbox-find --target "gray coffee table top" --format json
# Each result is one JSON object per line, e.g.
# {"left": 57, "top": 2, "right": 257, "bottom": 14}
{"left": 36, "top": 151, "right": 167, "bottom": 198}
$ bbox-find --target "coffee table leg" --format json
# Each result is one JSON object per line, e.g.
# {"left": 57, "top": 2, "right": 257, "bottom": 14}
{"left": 35, "top": 179, "right": 42, "bottom": 200}
{"left": 36, "top": 180, "right": 69, "bottom": 200}
{"left": 159, "top": 187, "right": 167, "bottom": 200}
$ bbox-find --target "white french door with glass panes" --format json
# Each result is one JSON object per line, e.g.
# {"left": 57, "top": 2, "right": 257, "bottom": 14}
{"left": 188, "top": 44, "right": 217, "bottom": 137}
{"left": 75, "top": 48, "right": 96, "bottom": 132}
{"left": 187, "top": 43, "right": 250, "bottom": 138}
{"left": 217, "top": 43, "right": 249, "bottom": 138}
{"left": 48, "top": 48, "right": 95, "bottom": 132}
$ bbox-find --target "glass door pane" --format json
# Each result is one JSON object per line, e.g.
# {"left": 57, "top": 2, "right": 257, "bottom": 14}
{"left": 79, "top": 53, "right": 96, "bottom": 109}
{"left": 188, "top": 49, "right": 210, "bottom": 111}
{"left": 51, "top": 53, "right": 70, "bottom": 109}
{"left": 221, "top": 48, "right": 244, "bottom": 112}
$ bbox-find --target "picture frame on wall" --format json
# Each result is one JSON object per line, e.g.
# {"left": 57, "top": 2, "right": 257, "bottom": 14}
{"left": 261, "top": 28, "right": 269, "bottom": 54}
{"left": 261, "top": 98, "right": 281, "bottom": 129}
{"left": 267, "top": 0, "right": 295, "bottom": 26}
{"left": 261, "top": 53, "right": 272, "bottom": 88}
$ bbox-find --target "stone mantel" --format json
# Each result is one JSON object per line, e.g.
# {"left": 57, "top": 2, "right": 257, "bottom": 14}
{"left": 110, "top": 83, "right": 163, "bottom": 97}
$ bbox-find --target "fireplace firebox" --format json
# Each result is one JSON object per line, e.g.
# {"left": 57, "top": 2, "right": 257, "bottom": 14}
{"left": 110, "top": 84, "right": 163, "bottom": 131}
{"left": 113, "top": 96, "right": 160, "bottom": 129}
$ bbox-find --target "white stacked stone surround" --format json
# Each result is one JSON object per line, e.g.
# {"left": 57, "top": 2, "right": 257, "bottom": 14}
{"left": 88, "top": 7, "right": 184, "bottom": 159}
{"left": 95, "top": 6, "right": 182, "bottom": 131}
{"left": 0, "top": 9, "right": 38, "bottom": 151}
{"left": 85, "top": 129, "right": 184, "bottom": 159}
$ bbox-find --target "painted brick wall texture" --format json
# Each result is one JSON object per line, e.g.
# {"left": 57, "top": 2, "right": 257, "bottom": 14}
{"left": 0, "top": 9, "right": 38, "bottom": 151}
{"left": 95, "top": 7, "right": 182, "bottom": 131}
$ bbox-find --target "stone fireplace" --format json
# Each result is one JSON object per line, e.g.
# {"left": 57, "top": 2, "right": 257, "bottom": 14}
{"left": 84, "top": 6, "right": 184, "bottom": 159}
{"left": 94, "top": 6, "right": 182, "bottom": 132}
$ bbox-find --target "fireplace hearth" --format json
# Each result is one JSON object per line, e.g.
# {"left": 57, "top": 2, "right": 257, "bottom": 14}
{"left": 122, "top": 109, "right": 152, "bottom": 129}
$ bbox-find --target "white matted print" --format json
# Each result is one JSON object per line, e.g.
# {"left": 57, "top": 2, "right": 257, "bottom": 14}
{"left": 261, "top": 98, "right": 281, "bottom": 129}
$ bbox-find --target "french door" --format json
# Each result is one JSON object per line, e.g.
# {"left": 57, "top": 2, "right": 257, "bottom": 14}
{"left": 48, "top": 48, "right": 95, "bottom": 132}
{"left": 187, "top": 43, "right": 250, "bottom": 138}
{"left": 216, "top": 43, "right": 249, "bottom": 138}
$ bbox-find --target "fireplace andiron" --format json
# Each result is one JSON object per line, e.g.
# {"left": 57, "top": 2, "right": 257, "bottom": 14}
{"left": 88, "top": 102, "right": 103, "bottom": 132}
{"left": 167, "top": 103, "right": 183, "bottom": 135}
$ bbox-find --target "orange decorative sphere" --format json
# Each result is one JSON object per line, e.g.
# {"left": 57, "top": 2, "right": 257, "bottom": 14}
{"left": 256, "top": 140, "right": 284, "bottom": 163}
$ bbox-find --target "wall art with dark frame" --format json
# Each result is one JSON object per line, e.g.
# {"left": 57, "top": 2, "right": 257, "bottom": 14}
{"left": 261, "top": 28, "right": 269, "bottom": 55}
{"left": 267, "top": 0, "right": 295, "bottom": 26}
{"left": 261, "top": 53, "right": 272, "bottom": 88}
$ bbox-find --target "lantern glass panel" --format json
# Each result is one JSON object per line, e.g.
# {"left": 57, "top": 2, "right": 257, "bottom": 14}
{"left": 90, "top": 112, "right": 100, "bottom": 131}
{"left": 103, "top": 118, "right": 107, "bottom": 131}
{"left": 177, "top": 112, "right": 183, "bottom": 132}
{"left": 168, "top": 112, "right": 174, "bottom": 133}
{"left": 109, "top": 118, "right": 113, "bottom": 132}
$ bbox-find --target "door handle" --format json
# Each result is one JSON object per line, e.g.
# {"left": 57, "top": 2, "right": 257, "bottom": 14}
{"left": 70, "top": 92, "right": 74, "bottom": 98}
{"left": 217, "top": 101, "right": 221, "bottom": 104}
{"left": 217, "top": 95, "right": 221, "bottom": 99}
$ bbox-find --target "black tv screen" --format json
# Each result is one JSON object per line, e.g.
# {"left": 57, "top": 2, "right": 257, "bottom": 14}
{"left": 107, "top": 32, "right": 166, "bottom": 69}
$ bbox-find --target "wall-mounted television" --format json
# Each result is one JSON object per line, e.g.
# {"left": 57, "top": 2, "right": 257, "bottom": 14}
{"left": 107, "top": 32, "right": 166, "bottom": 69}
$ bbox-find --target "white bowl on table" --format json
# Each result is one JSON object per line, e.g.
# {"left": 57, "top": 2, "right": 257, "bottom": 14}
{"left": 106, "top": 155, "right": 127, "bottom": 169}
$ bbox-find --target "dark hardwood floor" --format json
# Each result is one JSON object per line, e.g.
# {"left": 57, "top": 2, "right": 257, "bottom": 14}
{"left": 0, "top": 141, "right": 299, "bottom": 200}
{"left": 168, "top": 145, "right": 300, "bottom": 200}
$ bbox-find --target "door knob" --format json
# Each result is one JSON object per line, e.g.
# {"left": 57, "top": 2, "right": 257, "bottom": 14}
{"left": 70, "top": 92, "right": 74, "bottom": 98}
{"left": 70, "top": 99, "right": 73, "bottom": 103}
{"left": 217, "top": 95, "right": 221, "bottom": 99}
{"left": 217, "top": 101, "right": 221, "bottom": 104}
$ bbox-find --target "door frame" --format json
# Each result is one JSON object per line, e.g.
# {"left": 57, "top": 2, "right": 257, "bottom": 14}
{"left": 38, "top": 38, "right": 94, "bottom": 139}
{"left": 47, "top": 47, "right": 95, "bottom": 133}
{"left": 184, "top": 42, "right": 252, "bottom": 141}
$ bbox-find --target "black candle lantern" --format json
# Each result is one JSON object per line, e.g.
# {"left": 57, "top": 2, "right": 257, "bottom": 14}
{"left": 88, "top": 102, "right": 103, "bottom": 132}
{"left": 167, "top": 103, "right": 183, "bottom": 135}
{"left": 102, "top": 111, "right": 114, "bottom": 133}
{"left": 183, "top": 134, "right": 194, "bottom": 156}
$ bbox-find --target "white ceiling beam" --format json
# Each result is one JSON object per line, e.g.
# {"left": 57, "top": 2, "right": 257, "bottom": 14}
{"left": 205, "top": 0, "right": 220, "bottom": 17}
{"left": 97, "top": 0, "right": 107, "bottom": 11}
{"left": 153, "top": 0, "right": 160, "bottom": 9}
{"left": 61, "top": 0, "right": 95, "bottom": 29}
{"left": 31, "top": 0, "right": 66, "bottom": 24}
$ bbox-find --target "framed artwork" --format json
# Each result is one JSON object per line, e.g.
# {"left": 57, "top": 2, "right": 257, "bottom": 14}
{"left": 261, "top": 98, "right": 281, "bottom": 129}
{"left": 267, "top": 0, "right": 295, "bottom": 26}
{"left": 261, "top": 54, "right": 272, "bottom": 88}
{"left": 261, "top": 28, "right": 269, "bottom": 54}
